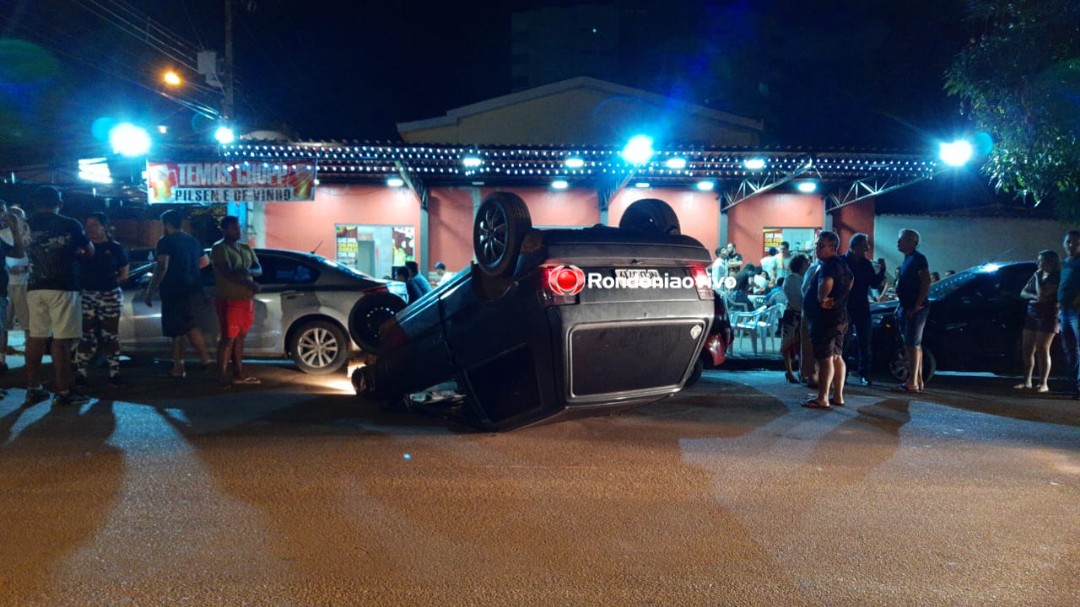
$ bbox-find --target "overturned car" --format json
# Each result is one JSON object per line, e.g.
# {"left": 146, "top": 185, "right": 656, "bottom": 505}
{"left": 348, "top": 193, "right": 715, "bottom": 430}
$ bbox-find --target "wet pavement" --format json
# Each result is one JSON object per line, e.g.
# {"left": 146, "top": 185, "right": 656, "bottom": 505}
{"left": 0, "top": 339, "right": 1077, "bottom": 606}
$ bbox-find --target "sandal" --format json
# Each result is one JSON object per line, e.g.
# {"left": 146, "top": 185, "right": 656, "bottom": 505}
{"left": 829, "top": 398, "right": 846, "bottom": 407}
{"left": 892, "top": 384, "right": 917, "bottom": 393}
{"left": 1036, "top": 385, "right": 1050, "bottom": 393}
{"left": 1013, "top": 383, "right": 1033, "bottom": 390}
{"left": 801, "top": 398, "right": 831, "bottom": 410}
{"left": 232, "top": 376, "right": 261, "bottom": 385}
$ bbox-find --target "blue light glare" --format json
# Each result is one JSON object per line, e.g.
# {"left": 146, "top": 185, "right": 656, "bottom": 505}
{"left": 939, "top": 140, "right": 973, "bottom": 167}
{"left": 797, "top": 181, "right": 818, "bottom": 193}
{"left": 403, "top": 453, "right": 412, "bottom": 461}
{"left": 743, "top": 157, "right": 766, "bottom": 170}
{"left": 108, "top": 123, "right": 151, "bottom": 157}
{"left": 214, "top": 125, "right": 236, "bottom": 145}
{"left": 621, "top": 135, "right": 654, "bottom": 165}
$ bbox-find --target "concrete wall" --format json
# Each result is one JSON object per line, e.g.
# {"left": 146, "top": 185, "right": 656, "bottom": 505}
{"left": 873, "top": 215, "right": 1074, "bottom": 274}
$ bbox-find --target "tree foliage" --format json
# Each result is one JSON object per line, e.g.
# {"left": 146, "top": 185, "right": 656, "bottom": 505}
{"left": 945, "top": 0, "right": 1080, "bottom": 212}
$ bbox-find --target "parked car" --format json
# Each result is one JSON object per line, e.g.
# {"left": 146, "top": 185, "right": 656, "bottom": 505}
{"left": 867, "top": 261, "right": 1044, "bottom": 381}
{"left": 119, "top": 248, "right": 407, "bottom": 374}
{"left": 349, "top": 194, "right": 715, "bottom": 431}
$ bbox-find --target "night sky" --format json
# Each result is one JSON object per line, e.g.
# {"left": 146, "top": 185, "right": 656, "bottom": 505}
{"left": 2, "top": 0, "right": 979, "bottom": 177}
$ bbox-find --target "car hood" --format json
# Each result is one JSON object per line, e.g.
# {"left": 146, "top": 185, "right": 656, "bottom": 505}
{"left": 870, "top": 301, "right": 898, "bottom": 315}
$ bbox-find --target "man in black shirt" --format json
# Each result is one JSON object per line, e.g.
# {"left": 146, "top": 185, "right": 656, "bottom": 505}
{"left": 145, "top": 210, "right": 213, "bottom": 378}
{"left": 801, "top": 230, "right": 853, "bottom": 409}
{"left": 894, "top": 229, "right": 931, "bottom": 393}
{"left": 23, "top": 187, "right": 94, "bottom": 407}
{"left": 842, "top": 233, "right": 886, "bottom": 385}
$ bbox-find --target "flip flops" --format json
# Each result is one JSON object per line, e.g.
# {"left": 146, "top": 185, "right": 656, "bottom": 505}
{"left": 801, "top": 398, "right": 831, "bottom": 410}
{"left": 892, "top": 384, "right": 921, "bottom": 394}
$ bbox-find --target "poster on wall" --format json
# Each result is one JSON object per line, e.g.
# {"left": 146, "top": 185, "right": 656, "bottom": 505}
{"left": 146, "top": 161, "right": 316, "bottom": 204}
{"left": 335, "top": 224, "right": 414, "bottom": 279}
{"left": 763, "top": 229, "right": 783, "bottom": 255}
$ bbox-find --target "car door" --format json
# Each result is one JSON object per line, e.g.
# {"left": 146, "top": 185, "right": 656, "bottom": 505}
{"left": 247, "top": 253, "right": 314, "bottom": 352}
{"left": 945, "top": 268, "right": 1029, "bottom": 371}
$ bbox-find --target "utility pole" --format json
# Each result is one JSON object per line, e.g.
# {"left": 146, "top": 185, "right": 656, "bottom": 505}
{"left": 223, "top": 0, "right": 235, "bottom": 120}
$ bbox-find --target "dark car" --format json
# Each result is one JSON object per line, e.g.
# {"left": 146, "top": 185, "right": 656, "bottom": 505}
{"left": 349, "top": 193, "right": 715, "bottom": 431}
{"left": 867, "top": 261, "right": 1040, "bottom": 381}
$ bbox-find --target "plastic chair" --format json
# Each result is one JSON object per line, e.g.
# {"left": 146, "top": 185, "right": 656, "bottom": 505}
{"left": 732, "top": 305, "right": 768, "bottom": 354}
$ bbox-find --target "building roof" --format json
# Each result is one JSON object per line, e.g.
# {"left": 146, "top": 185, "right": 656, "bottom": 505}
{"left": 397, "top": 76, "right": 765, "bottom": 134}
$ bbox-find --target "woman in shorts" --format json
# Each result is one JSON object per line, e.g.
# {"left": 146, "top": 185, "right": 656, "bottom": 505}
{"left": 780, "top": 254, "right": 810, "bottom": 383}
{"left": 1016, "top": 249, "right": 1060, "bottom": 392}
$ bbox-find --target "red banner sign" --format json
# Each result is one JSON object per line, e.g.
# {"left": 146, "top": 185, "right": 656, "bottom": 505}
{"left": 146, "top": 161, "right": 316, "bottom": 204}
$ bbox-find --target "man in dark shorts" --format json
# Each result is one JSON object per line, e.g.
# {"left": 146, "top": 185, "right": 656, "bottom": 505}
{"left": 842, "top": 233, "right": 886, "bottom": 385}
{"left": 801, "top": 230, "right": 852, "bottom": 409}
{"left": 894, "top": 228, "right": 932, "bottom": 393}
{"left": 210, "top": 216, "right": 262, "bottom": 385}
{"left": 145, "top": 209, "right": 213, "bottom": 378}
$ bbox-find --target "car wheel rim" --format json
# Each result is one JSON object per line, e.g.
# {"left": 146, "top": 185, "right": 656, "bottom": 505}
{"left": 298, "top": 327, "right": 340, "bottom": 369}
{"left": 889, "top": 350, "right": 909, "bottom": 381}
{"left": 478, "top": 206, "right": 507, "bottom": 265}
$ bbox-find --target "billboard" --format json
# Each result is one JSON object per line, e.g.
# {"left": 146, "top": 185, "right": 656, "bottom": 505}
{"left": 146, "top": 161, "right": 316, "bottom": 204}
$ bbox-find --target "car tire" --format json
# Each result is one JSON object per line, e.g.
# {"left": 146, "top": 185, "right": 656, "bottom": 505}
{"left": 618, "top": 198, "right": 681, "bottom": 235}
{"left": 473, "top": 192, "right": 532, "bottom": 277}
{"left": 349, "top": 292, "right": 408, "bottom": 352}
{"left": 888, "top": 345, "right": 937, "bottom": 383}
{"left": 288, "top": 320, "right": 349, "bottom": 374}
{"left": 685, "top": 357, "right": 705, "bottom": 387}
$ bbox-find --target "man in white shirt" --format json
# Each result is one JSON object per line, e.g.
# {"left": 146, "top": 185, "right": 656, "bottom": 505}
{"left": 709, "top": 247, "right": 729, "bottom": 291}
{"left": 760, "top": 247, "right": 781, "bottom": 282}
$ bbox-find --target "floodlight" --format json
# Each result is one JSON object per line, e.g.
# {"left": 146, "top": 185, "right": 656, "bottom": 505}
{"left": 214, "top": 125, "right": 236, "bottom": 145}
{"left": 621, "top": 135, "right": 654, "bottom": 165}
{"left": 108, "top": 123, "right": 152, "bottom": 157}
{"left": 939, "top": 140, "right": 973, "bottom": 167}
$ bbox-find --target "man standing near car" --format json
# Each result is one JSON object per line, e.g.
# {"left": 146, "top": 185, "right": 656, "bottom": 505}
{"left": 211, "top": 215, "right": 262, "bottom": 385}
{"left": 842, "top": 233, "right": 884, "bottom": 385}
{"left": 1057, "top": 230, "right": 1080, "bottom": 399}
{"left": 23, "top": 187, "right": 94, "bottom": 407}
{"left": 145, "top": 209, "right": 214, "bottom": 379}
{"left": 801, "top": 231, "right": 852, "bottom": 409}
{"left": 894, "top": 228, "right": 931, "bottom": 393}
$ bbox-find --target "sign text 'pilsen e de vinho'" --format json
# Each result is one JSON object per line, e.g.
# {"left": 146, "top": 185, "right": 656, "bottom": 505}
{"left": 146, "top": 161, "right": 316, "bottom": 204}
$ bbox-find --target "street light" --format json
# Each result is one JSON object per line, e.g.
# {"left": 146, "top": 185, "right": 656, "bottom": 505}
{"left": 108, "top": 123, "right": 152, "bottom": 157}
{"left": 939, "top": 140, "right": 974, "bottom": 167}
{"left": 214, "top": 125, "right": 236, "bottom": 145}
{"left": 621, "top": 135, "right": 654, "bottom": 165}
{"left": 163, "top": 70, "right": 182, "bottom": 87}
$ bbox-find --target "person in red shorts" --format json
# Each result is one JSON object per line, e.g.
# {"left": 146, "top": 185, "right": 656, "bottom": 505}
{"left": 210, "top": 216, "right": 262, "bottom": 385}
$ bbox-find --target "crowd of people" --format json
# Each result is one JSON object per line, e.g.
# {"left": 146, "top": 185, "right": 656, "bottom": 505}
{"left": 1, "top": 187, "right": 264, "bottom": 408}
{"left": 713, "top": 227, "right": 1080, "bottom": 406}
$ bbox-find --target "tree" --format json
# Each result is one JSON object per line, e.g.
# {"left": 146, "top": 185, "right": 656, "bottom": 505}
{"left": 945, "top": 0, "right": 1080, "bottom": 213}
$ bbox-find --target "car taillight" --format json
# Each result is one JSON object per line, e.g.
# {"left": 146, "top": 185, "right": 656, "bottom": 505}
{"left": 690, "top": 265, "right": 714, "bottom": 300}
{"left": 362, "top": 285, "right": 389, "bottom": 295}
{"left": 538, "top": 265, "right": 581, "bottom": 306}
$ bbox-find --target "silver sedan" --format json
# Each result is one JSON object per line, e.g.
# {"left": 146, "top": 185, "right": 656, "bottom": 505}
{"left": 119, "top": 248, "right": 407, "bottom": 374}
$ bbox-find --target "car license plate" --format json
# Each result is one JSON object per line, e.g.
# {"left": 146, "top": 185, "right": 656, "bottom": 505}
{"left": 613, "top": 268, "right": 662, "bottom": 280}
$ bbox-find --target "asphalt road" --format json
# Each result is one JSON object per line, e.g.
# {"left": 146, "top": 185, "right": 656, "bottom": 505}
{"left": 0, "top": 358, "right": 1077, "bottom": 607}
